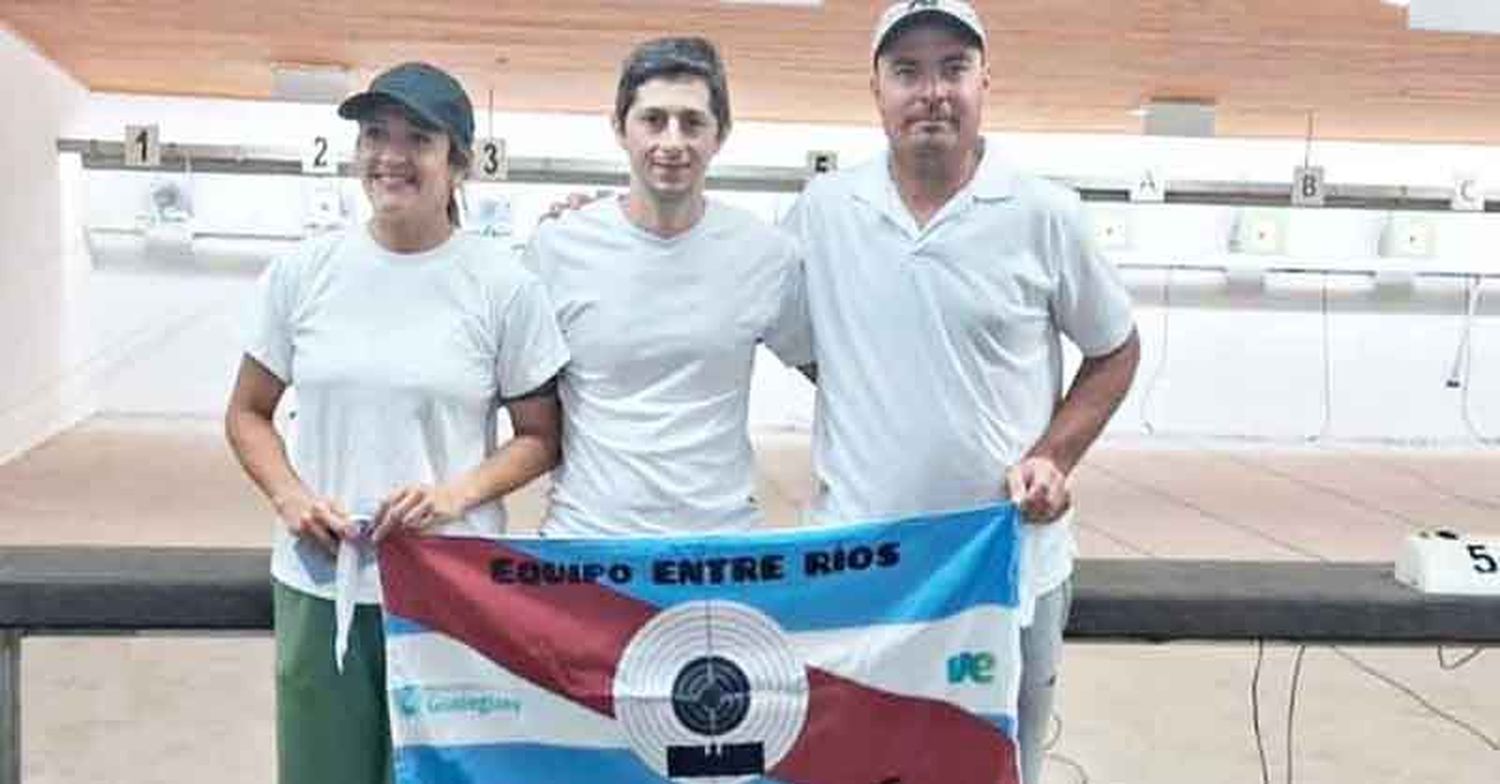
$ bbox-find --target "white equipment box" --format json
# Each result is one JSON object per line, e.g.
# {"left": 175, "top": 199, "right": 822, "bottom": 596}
{"left": 1394, "top": 531, "right": 1500, "bottom": 596}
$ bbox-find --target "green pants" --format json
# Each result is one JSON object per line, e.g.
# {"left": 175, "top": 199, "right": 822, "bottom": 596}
{"left": 274, "top": 580, "right": 393, "bottom": 784}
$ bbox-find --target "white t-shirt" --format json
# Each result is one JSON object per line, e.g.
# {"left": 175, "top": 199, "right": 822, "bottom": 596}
{"left": 244, "top": 225, "right": 570, "bottom": 603}
{"left": 782, "top": 151, "right": 1135, "bottom": 597}
{"left": 525, "top": 198, "right": 811, "bottom": 536}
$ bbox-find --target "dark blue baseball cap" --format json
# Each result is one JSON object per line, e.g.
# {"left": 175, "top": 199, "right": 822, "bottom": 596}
{"left": 338, "top": 62, "right": 475, "bottom": 150}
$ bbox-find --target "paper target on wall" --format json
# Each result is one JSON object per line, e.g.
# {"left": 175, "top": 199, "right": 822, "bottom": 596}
{"left": 145, "top": 178, "right": 193, "bottom": 224}
{"left": 138, "top": 177, "right": 195, "bottom": 262}
{"left": 465, "top": 192, "right": 513, "bottom": 237}
{"left": 613, "top": 600, "right": 809, "bottom": 783}
{"left": 303, "top": 178, "right": 349, "bottom": 233}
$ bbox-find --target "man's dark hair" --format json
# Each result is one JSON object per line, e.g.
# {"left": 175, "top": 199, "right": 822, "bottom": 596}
{"left": 614, "top": 37, "right": 732, "bottom": 141}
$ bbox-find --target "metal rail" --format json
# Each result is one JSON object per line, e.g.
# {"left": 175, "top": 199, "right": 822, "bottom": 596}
{"left": 57, "top": 138, "right": 1500, "bottom": 209}
{"left": 4, "top": 547, "right": 1497, "bottom": 783}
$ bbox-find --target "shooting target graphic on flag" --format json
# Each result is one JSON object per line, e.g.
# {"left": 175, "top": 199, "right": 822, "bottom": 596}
{"left": 613, "top": 600, "right": 809, "bottom": 782}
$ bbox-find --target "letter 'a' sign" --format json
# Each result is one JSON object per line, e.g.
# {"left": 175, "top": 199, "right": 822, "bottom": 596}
{"left": 1130, "top": 169, "right": 1165, "bottom": 203}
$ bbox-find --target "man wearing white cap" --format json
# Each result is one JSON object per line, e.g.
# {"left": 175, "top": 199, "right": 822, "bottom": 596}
{"left": 782, "top": 2, "right": 1140, "bottom": 781}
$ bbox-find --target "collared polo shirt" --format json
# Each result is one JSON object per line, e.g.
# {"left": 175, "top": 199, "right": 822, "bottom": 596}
{"left": 782, "top": 149, "right": 1135, "bottom": 598}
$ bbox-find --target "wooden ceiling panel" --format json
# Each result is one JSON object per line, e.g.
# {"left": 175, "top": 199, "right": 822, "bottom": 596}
{"left": 7, "top": 0, "right": 1500, "bottom": 142}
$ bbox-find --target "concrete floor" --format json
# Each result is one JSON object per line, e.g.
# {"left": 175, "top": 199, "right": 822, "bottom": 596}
{"left": 2, "top": 415, "right": 1497, "bottom": 783}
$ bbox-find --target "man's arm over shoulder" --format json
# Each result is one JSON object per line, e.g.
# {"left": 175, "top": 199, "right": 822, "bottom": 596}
{"left": 759, "top": 227, "right": 816, "bottom": 371}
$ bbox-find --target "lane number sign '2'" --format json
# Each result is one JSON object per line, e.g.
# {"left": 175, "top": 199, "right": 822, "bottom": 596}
{"left": 303, "top": 135, "right": 336, "bottom": 174}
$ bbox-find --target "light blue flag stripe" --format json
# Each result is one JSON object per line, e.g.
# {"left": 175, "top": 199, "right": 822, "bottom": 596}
{"left": 396, "top": 743, "right": 793, "bottom": 784}
{"left": 981, "top": 712, "right": 1017, "bottom": 739}
{"left": 385, "top": 615, "right": 430, "bottom": 637}
{"left": 492, "top": 504, "right": 1021, "bottom": 633}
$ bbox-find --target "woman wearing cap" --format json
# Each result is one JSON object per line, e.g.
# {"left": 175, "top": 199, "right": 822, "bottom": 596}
{"left": 224, "top": 62, "right": 569, "bottom": 783}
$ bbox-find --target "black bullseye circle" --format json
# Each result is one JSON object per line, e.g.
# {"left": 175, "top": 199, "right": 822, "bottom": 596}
{"left": 671, "top": 655, "right": 752, "bottom": 736}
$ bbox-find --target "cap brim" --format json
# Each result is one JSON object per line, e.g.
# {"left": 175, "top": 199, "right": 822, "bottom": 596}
{"left": 336, "top": 90, "right": 445, "bottom": 133}
{"left": 873, "top": 10, "right": 986, "bottom": 60}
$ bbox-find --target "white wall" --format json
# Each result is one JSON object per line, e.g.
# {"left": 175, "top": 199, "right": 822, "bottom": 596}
{"left": 19, "top": 86, "right": 1500, "bottom": 450}
{"left": 1113, "top": 277, "right": 1499, "bottom": 443}
{"left": 1101, "top": 203, "right": 1500, "bottom": 443}
{"left": 0, "top": 26, "right": 90, "bottom": 463}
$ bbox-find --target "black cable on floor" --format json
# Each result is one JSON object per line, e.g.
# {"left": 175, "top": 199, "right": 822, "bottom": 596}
{"left": 1045, "top": 715, "right": 1132, "bottom": 784}
{"left": 1331, "top": 646, "right": 1498, "bottom": 752}
{"left": 1251, "top": 639, "right": 1272, "bottom": 784}
{"left": 1044, "top": 710, "right": 1063, "bottom": 750}
{"left": 1437, "top": 646, "right": 1487, "bottom": 671}
{"left": 1054, "top": 640, "right": 1492, "bottom": 784}
{"left": 1284, "top": 646, "right": 1307, "bottom": 784}
{"left": 1046, "top": 749, "right": 1091, "bottom": 784}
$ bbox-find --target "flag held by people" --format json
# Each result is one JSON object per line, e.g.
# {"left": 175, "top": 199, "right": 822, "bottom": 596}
{"left": 379, "top": 503, "right": 1024, "bottom": 784}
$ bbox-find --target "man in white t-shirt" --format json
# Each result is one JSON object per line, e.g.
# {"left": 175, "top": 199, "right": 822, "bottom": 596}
{"left": 781, "top": 3, "right": 1141, "bottom": 782}
{"left": 526, "top": 37, "right": 810, "bottom": 536}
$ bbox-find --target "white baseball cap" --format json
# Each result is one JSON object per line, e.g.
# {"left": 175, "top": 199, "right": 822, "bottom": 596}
{"left": 872, "top": 0, "right": 988, "bottom": 61}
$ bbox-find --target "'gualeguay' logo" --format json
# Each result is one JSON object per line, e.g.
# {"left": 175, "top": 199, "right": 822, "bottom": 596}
{"left": 392, "top": 685, "right": 523, "bottom": 718}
